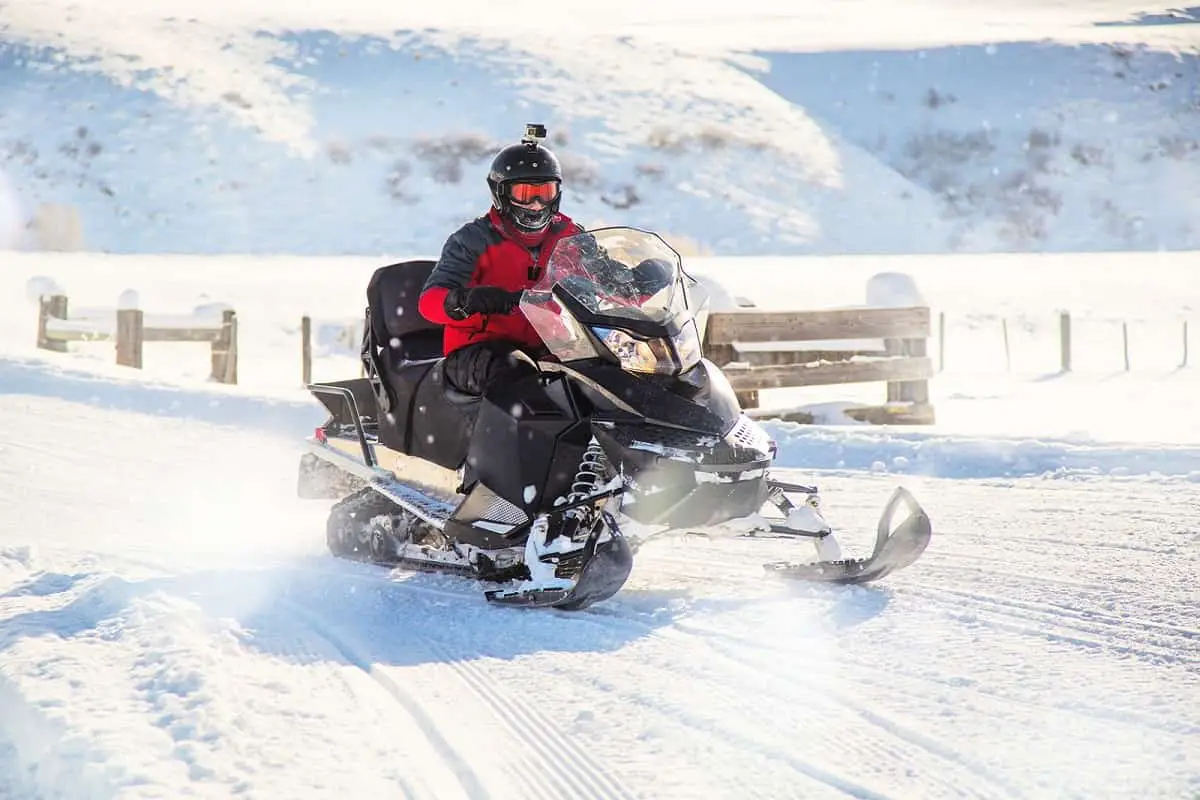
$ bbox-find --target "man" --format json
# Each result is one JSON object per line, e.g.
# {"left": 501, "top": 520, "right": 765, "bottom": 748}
{"left": 417, "top": 126, "right": 584, "bottom": 395}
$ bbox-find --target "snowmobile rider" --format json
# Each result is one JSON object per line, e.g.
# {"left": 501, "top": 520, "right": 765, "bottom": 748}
{"left": 417, "top": 125, "right": 584, "bottom": 396}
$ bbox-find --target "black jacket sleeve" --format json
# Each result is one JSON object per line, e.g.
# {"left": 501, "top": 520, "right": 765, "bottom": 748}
{"left": 422, "top": 217, "right": 493, "bottom": 292}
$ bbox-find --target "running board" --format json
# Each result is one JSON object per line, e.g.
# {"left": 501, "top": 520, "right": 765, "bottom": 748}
{"left": 304, "top": 438, "right": 455, "bottom": 530}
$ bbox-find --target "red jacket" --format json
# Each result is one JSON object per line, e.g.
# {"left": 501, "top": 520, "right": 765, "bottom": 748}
{"left": 418, "top": 209, "right": 583, "bottom": 355}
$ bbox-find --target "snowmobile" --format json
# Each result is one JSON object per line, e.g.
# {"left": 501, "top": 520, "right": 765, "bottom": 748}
{"left": 298, "top": 226, "right": 932, "bottom": 611}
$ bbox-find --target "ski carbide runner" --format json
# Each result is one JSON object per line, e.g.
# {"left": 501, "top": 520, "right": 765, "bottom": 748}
{"left": 763, "top": 486, "right": 931, "bottom": 585}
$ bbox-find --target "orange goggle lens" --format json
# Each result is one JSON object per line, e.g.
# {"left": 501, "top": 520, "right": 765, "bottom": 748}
{"left": 509, "top": 181, "right": 559, "bottom": 204}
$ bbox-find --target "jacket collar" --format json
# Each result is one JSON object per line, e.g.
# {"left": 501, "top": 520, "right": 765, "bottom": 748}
{"left": 487, "top": 207, "right": 565, "bottom": 249}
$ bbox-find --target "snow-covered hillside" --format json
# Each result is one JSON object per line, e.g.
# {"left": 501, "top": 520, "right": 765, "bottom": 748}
{"left": 1, "top": 1, "right": 1198, "bottom": 255}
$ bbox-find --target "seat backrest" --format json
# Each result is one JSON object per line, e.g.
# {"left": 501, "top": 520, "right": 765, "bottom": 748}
{"left": 366, "top": 260, "right": 443, "bottom": 361}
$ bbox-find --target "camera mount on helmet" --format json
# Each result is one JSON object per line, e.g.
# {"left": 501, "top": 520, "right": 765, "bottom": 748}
{"left": 487, "top": 122, "right": 563, "bottom": 234}
{"left": 521, "top": 123, "right": 547, "bottom": 145}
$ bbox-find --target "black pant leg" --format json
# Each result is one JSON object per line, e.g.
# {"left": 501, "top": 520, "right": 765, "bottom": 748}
{"left": 443, "top": 341, "right": 539, "bottom": 396}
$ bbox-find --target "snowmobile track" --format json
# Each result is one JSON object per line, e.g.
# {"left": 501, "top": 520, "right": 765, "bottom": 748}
{"left": 422, "top": 638, "right": 638, "bottom": 800}
{"left": 528, "top": 641, "right": 902, "bottom": 800}
{"left": 86, "top": 555, "right": 527, "bottom": 798}
{"left": 573, "top": 608, "right": 1019, "bottom": 800}
{"left": 891, "top": 578, "right": 1199, "bottom": 668}
{"left": 276, "top": 598, "right": 493, "bottom": 799}
{"left": 641, "top": 593, "right": 1200, "bottom": 740}
{"left": 281, "top": 568, "right": 636, "bottom": 800}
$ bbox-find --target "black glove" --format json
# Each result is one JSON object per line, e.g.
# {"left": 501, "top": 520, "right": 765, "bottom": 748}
{"left": 444, "top": 286, "right": 523, "bottom": 321}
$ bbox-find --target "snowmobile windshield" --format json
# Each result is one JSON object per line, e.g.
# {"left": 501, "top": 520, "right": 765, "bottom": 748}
{"left": 520, "top": 227, "right": 703, "bottom": 375}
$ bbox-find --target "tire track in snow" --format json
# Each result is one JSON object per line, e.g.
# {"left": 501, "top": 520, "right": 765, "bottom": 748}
{"left": 294, "top": 562, "right": 891, "bottom": 799}
{"left": 280, "top": 569, "right": 636, "bottom": 800}
{"left": 104, "top": 553, "right": 634, "bottom": 798}
{"left": 346, "top": 575, "right": 638, "bottom": 799}
{"left": 574, "top": 606, "right": 1020, "bottom": 800}
{"left": 419, "top": 637, "right": 639, "bottom": 800}
{"left": 276, "top": 597, "right": 495, "bottom": 799}
{"left": 70, "top": 555, "right": 492, "bottom": 798}
{"left": 902, "top": 583, "right": 1200, "bottom": 665}
{"left": 628, "top": 596, "right": 1200, "bottom": 739}
{"left": 591, "top": 550, "right": 1017, "bottom": 796}
{"left": 512, "top": 635, "right": 902, "bottom": 800}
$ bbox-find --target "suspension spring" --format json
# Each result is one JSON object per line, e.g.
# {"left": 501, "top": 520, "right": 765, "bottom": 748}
{"left": 566, "top": 440, "right": 607, "bottom": 516}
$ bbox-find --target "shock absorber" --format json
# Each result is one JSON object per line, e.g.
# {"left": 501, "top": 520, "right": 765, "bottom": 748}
{"left": 557, "top": 440, "right": 607, "bottom": 542}
{"left": 567, "top": 440, "right": 606, "bottom": 507}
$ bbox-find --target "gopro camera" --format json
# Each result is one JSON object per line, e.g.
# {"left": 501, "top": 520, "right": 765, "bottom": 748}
{"left": 522, "top": 123, "right": 547, "bottom": 146}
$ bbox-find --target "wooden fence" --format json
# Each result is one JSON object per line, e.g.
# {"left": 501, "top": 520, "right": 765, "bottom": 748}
{"left": 36, "top": 293, "right": 239, "bottom": 384}
{"left": 982, "top": 311, "right": 1190, "bottom": 373}
{"left": 295, "top": 307, "right": 935, "bottom": 424}
{"left": 702, "top": 305, "right": 935, "bottom": 424}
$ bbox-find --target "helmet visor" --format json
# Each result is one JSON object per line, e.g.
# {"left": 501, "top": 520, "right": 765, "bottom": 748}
{"left": 508, "top": 181, "right": 560, "bottom": 205}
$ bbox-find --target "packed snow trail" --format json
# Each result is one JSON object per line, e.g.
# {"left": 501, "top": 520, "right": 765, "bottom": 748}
{"left": 0, "top": 361, "right": 1196, "bottom": 798}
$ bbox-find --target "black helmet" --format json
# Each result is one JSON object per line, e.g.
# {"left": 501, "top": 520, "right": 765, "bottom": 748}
{"left": 487, "top": 124, "right": 563, "bottom": 233}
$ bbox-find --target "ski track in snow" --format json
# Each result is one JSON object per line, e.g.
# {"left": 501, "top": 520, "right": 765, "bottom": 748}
{"left": 277, "top": 584, "right": 637, "bottom": 800}
{"left": 0, "top": 546, "right": 638, "bottom": 799}
{"left": 589, "top": 472, "right": 1199, "bottom": 798}
{"left": 0, "top": 371, "right": 1198, "bottom": 798}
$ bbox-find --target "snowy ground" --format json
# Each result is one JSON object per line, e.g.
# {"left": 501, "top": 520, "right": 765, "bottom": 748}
{"left": 1, "top": 354, "right": 1197, "bottom": 799}
{"left": 0, "top": 251, "right": 1198, "bottom": 798}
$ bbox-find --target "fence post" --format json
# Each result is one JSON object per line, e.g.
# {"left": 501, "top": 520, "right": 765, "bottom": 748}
{"left": 884, "top": 334, "right": 930, "bottom": 406}
{"left": 1059, "top": 311, "right": 1072, "bottom": 372}
{"left": 115, "top": 308, "right": 144, "bottom": 369}
{"left": 1002, "top": 318, "right": 1011, "bottom": 371}
{"left": 1122, "top": 321, "right": 1130, "bottom": 371}
{"left": 302, "top": 315, "right": 312, "bottom": 385}
{"left": 211, "top": 309, "right": 238, "bottom": 384}
{"left": 37, "top": 294, "right": 69, "bottom": 352}
{"left": 938, "top": 311, "right": 945, "bottom": 372}
{"left": 224, "top": 311, "right": 239, "bottom": 385}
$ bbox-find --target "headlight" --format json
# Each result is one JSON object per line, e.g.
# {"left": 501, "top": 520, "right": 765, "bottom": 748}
{"left": 593, "top": 327, "right": 664, "bottom": 374}
{"left": 592, "top": 323, "right": 702, "bottom": 375}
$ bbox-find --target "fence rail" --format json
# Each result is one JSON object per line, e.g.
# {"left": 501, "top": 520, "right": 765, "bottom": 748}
{"left": 36, "top": 292, "right": 239, "bottom": 383}
{"left": 702, "top": 305, "right": 935, "bottom": 424}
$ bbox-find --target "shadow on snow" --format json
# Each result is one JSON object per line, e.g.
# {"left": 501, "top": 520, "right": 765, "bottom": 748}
{"left": 0, "top": 555, "right": 893, "bottom": 669}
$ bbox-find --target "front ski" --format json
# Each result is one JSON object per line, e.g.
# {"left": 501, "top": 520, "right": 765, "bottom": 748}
{"left": 763, "top": 486, "right": 931, "bottom": 585}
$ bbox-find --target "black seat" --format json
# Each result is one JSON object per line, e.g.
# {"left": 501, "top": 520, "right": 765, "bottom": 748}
{"left": 365, "top": 259, "right": 444, "bottom": 364}
{"left": 362, "top": 260, "right": 476, "bottom": 470}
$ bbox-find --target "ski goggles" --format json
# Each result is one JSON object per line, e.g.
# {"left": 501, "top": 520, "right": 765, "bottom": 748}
{"left": 508, "top": 181, "right": 559, "bottom": 205}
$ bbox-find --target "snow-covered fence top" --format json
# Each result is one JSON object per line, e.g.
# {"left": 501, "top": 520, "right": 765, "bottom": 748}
{"left": 32, "top": 281, "right": 238, "bottom": 384}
